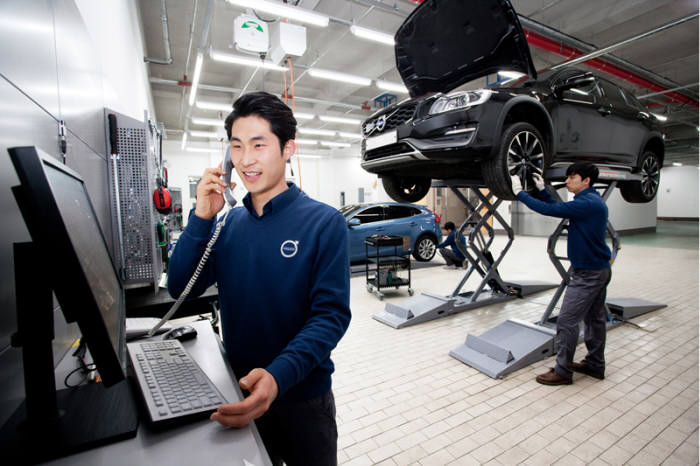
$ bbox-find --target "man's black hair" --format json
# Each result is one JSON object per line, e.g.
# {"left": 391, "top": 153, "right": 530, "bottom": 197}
{"left": 566, "top": 162, "right": 599, "bottom": 186}
{"left": 444, "top": 221, "right": 456, "bottom": 231}
{"left": 224, "top": 91, "right": 297, "bottom": 152}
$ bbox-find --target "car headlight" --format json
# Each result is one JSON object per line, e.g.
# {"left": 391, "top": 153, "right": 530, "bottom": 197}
{"left": 428, "top": 90, "right": 492, "bottom": 115}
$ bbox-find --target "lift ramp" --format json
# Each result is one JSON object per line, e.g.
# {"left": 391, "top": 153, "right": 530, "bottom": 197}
{"left": 449, "top": 319, "right": 556, "bottom": 379}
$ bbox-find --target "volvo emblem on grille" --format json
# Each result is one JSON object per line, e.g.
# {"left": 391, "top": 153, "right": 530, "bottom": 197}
{"left": 376, "top": 115, "right": 387, "bottom": 132}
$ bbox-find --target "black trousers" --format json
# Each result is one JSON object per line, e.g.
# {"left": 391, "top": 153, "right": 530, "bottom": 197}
{"left": 255, "top": 389, "right": 337, "bottom": 466}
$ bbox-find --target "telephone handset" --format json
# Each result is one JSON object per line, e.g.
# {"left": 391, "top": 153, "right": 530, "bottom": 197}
{"left": 148, "top": 149, "right": 236, "bottom": 337}
{"left": 222, "top": 146, "right": 237, "bottom": 207}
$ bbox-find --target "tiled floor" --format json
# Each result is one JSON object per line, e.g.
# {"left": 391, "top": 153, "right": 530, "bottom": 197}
{"left": 332, "top": 226, "right": 699, "bottom": 465}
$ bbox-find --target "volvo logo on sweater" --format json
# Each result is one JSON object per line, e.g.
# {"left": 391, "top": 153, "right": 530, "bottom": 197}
{"left": 280, "top": 240, "right": 299, "bottom": 258}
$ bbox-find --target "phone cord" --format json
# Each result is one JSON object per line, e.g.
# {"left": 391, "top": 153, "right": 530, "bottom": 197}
{"left": 148, "top": 210, "right": 229, "bottom": 337}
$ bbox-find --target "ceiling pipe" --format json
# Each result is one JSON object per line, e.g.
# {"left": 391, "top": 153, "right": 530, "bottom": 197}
{"left": 551, "top": 13, "right": 698, "bottom": 70}
{"left": 144, "top": 0, "right": 173, "bottom": 65}
{"left": 178, "top": 0, "right": 199, "bottom": 125}
{"left": 638, "top": 82, "right": 699, "bottom": 99}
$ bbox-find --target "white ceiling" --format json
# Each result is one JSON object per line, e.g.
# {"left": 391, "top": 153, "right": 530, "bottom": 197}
{"left": 139, "top": 0, "right": 699, "bottom": 165}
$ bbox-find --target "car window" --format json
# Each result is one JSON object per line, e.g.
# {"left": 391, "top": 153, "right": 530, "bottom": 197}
{"left": 354, "top": 206, "right": 385, "bottom": 224}
{"left": 561, "top": 78, "right": 601, "bottom": 104}
{"left": 598, "top": 79, "right": 627, "bottom": 106}
{"left": 386, "top": 205, "right": 420, "bottom": 220}
{"left": 339, "top": 204, "right": 362, "bottom": 218}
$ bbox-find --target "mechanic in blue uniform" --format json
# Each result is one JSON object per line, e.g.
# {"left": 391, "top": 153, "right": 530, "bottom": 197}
{"left": 168, "top": 91, "right": 351, "bottom": 465}
{"left": 511, "top": 162, "right": 611, "bottom": 385}
{"left": 437, "top": 221, "right": 467, "bottom": 269}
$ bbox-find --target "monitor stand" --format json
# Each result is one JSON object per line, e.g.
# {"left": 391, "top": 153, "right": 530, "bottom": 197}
{"left": 0, "top": 242, "right": 139, "bottom": 464}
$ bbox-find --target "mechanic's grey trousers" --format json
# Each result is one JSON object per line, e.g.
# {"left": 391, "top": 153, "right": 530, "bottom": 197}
{"left": 554, "top": 266, "right": 612, "bottom": 379}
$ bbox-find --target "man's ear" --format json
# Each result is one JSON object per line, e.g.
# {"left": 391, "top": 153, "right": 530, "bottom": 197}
{"left": 583, "top": 176, "right": 592, "bottom": 187}
{"left": 282, "top": 139, "right": 296, "bottom": 162}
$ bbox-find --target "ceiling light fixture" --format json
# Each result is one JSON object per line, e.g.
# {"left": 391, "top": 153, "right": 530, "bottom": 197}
{"left": 210, "top": 50, "right": 287, "bottom": 71}
{"left": 181, "top": 133, "right": 188, "bottom": 150}
{"left": 189, "top": 130, "right": 219, "bottom": 138}
{"left": 225, "top": 0, "right": 329, "bottom": 27}
{"left": 298, "top": 127, "right": 337, "bottom": 137}
{"left": 186, "top": 147, "right": 220, "bottom": 153}
{"left": 319, "top": 115, "right": 361, "bottom": 125}
{"left": 321, "top": 141, "right": 351, "bottom": 148}
{"left": 191, "top": 117, "right": 224, "bottom": 127}
{"left": 376, "top": 80, "right": 408, "bottom": 94}
{"left": 188, "top": 51, "right": 204, "bottom": 106}
{"left": 337, "top": 131, "right": 361, "bottom": 139}
{"left": 294, "top": 112, "right": 315, "bottom": 120}
{"left": 295, "top": 138, "right": 319, "bottom": 145}
{"left": 672, "top": 162, "right": 683, "bottom": 166}
{"left": 308, "top": 68, "right": 372, "bottom": 86}
{"left": 349, "top": 25, "right": 395, "bottom": 45}
{"left": 297, "top": 154, "right": 322, "bottom": 159}
{"left": 196, "top": 100, "right": 232, "bottom": 111}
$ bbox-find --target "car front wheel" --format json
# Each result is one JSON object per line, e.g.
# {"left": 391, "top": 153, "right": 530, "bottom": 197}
{"left": 412, "top": 234, "right": 437, "bottom": 261}
{"left": 619, "top": 150, "right": 661, "bottom": 203}
{"left": 382, "top": 175, "right": 431, "bottom": 203}
{"left": 483, "top": 122, "right": 548, "bottom": 200}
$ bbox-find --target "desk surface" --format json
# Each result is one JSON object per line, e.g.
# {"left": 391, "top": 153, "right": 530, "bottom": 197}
{"left": 48, "top": 321, "right": 271, "bottom": 465}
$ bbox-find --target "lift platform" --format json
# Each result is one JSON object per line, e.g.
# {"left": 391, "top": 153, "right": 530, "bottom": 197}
{"left": 373, "top": 181, "right": 557, "bottom": 329}
{"left": 450, "top": 170, "right": 666, "bottom": 378}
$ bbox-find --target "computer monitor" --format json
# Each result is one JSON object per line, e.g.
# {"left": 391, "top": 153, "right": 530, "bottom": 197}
{"left": 1, "top": 146, "right": 138, "bottom": 462}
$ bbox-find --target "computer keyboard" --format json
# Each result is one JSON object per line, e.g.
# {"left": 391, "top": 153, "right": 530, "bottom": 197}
{"left": 127, "top": 339, "right": 228, "bottom": 428}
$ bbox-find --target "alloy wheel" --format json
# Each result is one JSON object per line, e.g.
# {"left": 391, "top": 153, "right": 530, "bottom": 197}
{"left": 506, "top": 130, "right": 544, "bottom": 191}
{"left": 640, "top": 154, "right": 660, "bottom": 198}
{"left": 416, "top": 237, "right": 436, "bottom": 261}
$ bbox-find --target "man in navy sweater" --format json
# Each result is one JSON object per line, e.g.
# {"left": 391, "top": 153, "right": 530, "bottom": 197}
{"left": 437, "top": 221, "right": 466, "bottom": 269}
{"left": 511, "top": 162, "right": 611, "bottom": 385}
{"left": 168, "top": 92, "right": 351, "bottom": 465}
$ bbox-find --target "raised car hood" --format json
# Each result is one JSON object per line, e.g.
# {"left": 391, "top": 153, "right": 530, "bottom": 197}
{"left": 395, "top": 0, "right": 537, "bottom": 97}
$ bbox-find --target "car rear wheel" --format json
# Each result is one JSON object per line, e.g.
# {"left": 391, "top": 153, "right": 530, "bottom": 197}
{"left": 483, "top": 122, "right": 548, "bottom": 200}
{"left": 619, "top": 151, "right": 661, "bottom": 203}
{"left": 412, "top": 234, "right": 436, "bottom": 261}
{"left": 382, "top": 176, "right": 431, "bottom": 203}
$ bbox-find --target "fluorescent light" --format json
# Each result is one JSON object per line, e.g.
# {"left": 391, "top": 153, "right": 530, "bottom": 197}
{"left": 196, "top": 100, "right": 232, "bottom": 111}
{"left": 319, "top": 115, "right": 361, "bottom": 125}
{"left": 294, "top": 112, "right": 315, "bottom": 120}
{"left": 210, "top": 49, "right": 287, "bottom": 71}
{"left": 652, "top": 113, "right": 668, "bottom": 121}
{"left": 186, "top": 147, "right": 220, "bottom": 153}
{"left": 191, "top": 117, "right": 224, "bottom": 127}
{"left": 498, "top": 71, "right": 525, "bottom": 80}
{"left": 308, "top": 68, "right": 372, "bottom": 86}
{"left": 321, "top": 141, "right": 351, "bottom": 148}
{"left": 375, "top": 79, "right": 409, "bottom": 94}
{"left": 188, "top": 51, "right": 204, "bottom": 106}
{"left": 337, "top": 131, "right": 361, "bottom": 139}
{"left": 295, "top": 138, "right": 319, "bottom": 145}
{"left": 350, "top": 25, "right": 394, "bottom": 45}
{"left": 189, "top": 130, "right": 219, "bottom": 138}
{"left": 225, "top": 0, "right": 329, "bottom": 27}
{"left": 181, "top": 132, "right": 188, "bottom": 150}
{"left": 297, "top": 154, "right": 322, "bottom": 159}
{"left": 673, "top": 162, "right": 683, "bottom": 166}
{"left": 298, "top": 127, "right": 336, "bottom": 137}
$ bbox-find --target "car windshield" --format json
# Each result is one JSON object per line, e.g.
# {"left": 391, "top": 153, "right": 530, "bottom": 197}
{"left": 339, "top": 204, "right": 364, "bottom": 218}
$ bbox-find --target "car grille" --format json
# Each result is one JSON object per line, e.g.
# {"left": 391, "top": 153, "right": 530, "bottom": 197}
{"left": 364, "top": 142, "right": 415, "bottom": 161}
{"left": 362, "top": 102, "right": 418, "bottom": 137}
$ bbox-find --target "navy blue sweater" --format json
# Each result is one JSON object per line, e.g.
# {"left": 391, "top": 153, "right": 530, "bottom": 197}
{"left": 437, "top": 230, "right": 466, "bottom": 260}
{"left": 168, "top": 184, "right": 351, "bottom": 403}
{"left": 516, "top": 187, "right": 611, "bottom": 270}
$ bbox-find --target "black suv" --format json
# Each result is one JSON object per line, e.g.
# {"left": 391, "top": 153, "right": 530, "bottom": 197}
{"left": 361, "top": 0, "right": 664, "bottom": 203}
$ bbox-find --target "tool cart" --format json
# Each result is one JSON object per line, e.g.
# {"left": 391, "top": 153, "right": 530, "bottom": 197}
{"left": 365, "top": 235, "right": 413, "bottom": 300}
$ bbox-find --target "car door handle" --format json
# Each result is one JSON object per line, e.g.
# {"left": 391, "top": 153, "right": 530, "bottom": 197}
{"left": 409, "top": 222, "right": 417, "bottom": 226}
{"left": 597, "top": 106, "right": 612, "bottom": 116}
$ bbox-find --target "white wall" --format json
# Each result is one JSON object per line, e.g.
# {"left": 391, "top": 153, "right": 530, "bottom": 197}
{"left": 317, "top": 149, "right": 391, "bottom": 209}
{"left": 606, "top": 188, "right": 657, "bottom": 231}
{"left": 75, "top": 0, "right": 155, "bottom": 121}
{"left": 658, "top": 166, "right": 699, "bottom": 219}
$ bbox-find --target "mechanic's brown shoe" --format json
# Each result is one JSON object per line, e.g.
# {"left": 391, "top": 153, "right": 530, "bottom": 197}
{"left": 571, "top": 361, "right": 605, "bottom": 380}
{"left": 536, "top": 368, "right": 572, "bottom": 385}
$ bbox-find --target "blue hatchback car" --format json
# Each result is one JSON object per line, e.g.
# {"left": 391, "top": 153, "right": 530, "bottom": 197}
{"left": 340, "top": 202, "right": 443, "bottom": 263}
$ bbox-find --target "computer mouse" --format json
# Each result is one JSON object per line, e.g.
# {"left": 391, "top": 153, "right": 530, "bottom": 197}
{"left": 163, "top": 325, "right": 197, "bottom": 342}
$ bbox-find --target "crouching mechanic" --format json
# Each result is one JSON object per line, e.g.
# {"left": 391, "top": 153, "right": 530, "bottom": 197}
{"left": 168, "top": 91, "right": 351, "bottom": 465}
{"left": 511, "top": 162, "right": 611, "bottom": 386}
{"left": 437, "top": 221, "right": 466, "bottom": 269}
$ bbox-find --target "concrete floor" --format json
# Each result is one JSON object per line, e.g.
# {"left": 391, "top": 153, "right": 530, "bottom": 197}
{"left": 333, "top": 221, "right": 699, "bottom": 465}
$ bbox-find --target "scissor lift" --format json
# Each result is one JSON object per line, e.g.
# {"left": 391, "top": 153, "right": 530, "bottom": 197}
{"left": 450, "top": 168, "right": 666, "bottom": 378}
{"left": 372, "top": 180, "right": 557, "bottom": 329}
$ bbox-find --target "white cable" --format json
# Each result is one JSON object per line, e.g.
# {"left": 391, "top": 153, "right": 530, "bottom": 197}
{"left": 147, "top": 209, "right": 230, "bottom": 337}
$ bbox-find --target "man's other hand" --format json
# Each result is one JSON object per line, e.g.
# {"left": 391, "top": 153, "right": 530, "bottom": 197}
{"left": 210, "top": 368, "right": 279, "bottom": 428}
{"left": 510, "top": 175, "right": 523, "bottom": 195}
{"left": 533, "top": 172, "right": 546, "bottom": 191}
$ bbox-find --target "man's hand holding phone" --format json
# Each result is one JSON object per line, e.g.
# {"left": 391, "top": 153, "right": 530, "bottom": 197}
{"left": 195, "top": 164, "right": 236, "bottom": 220}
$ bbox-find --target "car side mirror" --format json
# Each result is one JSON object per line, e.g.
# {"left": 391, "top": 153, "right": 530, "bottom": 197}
{"left": 347, "top": 218, "right": 361, "bottom": 228}
{"left": 553, "top": 75, "right": 595, "bottom": 98}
